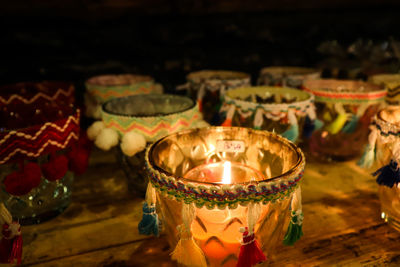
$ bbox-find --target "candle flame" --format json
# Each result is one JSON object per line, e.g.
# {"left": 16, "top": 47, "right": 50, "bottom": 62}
{"left": 222, "top": 161, "right": 232, "bottom": 184}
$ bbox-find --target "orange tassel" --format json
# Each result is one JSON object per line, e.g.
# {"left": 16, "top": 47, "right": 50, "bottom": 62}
{"left": 221, "top": 118, "right": 232, "bottom": 127}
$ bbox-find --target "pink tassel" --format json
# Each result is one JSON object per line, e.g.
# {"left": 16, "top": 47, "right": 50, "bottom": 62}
{"left": 0, "top": 222, "right": 22, "bottom": 264}
{"left": 236, "top": 227, "right": 266, "bottom": 267}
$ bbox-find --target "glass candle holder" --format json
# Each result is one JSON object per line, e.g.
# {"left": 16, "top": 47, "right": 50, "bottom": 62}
{"left": 95, "top": 94, "right": 206, "bottom": 197}
{"left": 182, "top": 70, "right": 251, "bottom": 123}
{"left": 220, "top": 86, "right": 316, "bottom": 144}
{"left": 258, "top": 66, "right": 321, "bottom": 88}
{"left": 366, "top": 107, "right": 400, "bottom": 231}
{"left": 303, "top": 79, "right": 386, "bottom": 161}
{"left": 145, "top": 127, "right": 305, "bottom": 267}
{"left": 368, "top": 74, "right": 400, "bottom": 105}
{"left": 85, "top": 74, "right": 163, "bottom": 119}
{"left": 0, "top": 82, "right": 86, "bottom": 224}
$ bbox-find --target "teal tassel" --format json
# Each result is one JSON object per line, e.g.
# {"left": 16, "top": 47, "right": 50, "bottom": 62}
{"left": 138, "top": 202, "right": 159, "bottom": 237}
{"left": 283, "top": 211, "right": 304, "bottom": 246}
{"left": 282, "top": 124, "right": 299, "bottom": 143}
{"left": 357, "top": 144, "right": 375, "bottom": 169}
{"left": 342, "top": 115, "right": 359, "bottom": 134}
{"left": 314, "top": 118, "right": 324, "bottom": 131}
{"left": 253, "top": 126, "right": 261, "bottom": 130}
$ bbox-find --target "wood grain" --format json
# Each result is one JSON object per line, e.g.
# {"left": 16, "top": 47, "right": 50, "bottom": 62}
{"left": 20, "top": 148, "right": 400, "bottom": 266}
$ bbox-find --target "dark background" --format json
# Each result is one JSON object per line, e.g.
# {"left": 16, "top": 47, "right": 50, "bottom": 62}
{"left": 2, "top": 0, "right": 400, "bottom": 94}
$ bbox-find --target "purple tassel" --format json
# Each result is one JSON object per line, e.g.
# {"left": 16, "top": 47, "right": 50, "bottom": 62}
{"left": 373, "top": 160, "right": 400, "bottom": 188}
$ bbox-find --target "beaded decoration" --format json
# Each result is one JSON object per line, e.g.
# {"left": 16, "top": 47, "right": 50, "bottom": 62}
{"left": 220, "top": 86, "right": 317, "bottom": 143}
{"left": 257, "top": 66, "right": 321, "bottom": 88}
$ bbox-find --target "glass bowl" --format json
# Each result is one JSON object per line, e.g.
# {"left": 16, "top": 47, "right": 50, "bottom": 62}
{"left": 100, "top": 94, "right": 205, "bottom": 197}
{"left": 85, "top": 74, "right": 163, "bottom": 118}
{"left": 220, "top": 86, "right": 316, "bottom": 143}
{"left": 146, "top": 127, "right": 305, "bottom": 267}
{"left": 184, "top": 70, "right": 251, "bottom": 123}
{"left": 303, "top": 79, "right": 386, "bottom": 161}
{"left": 258, "top": 66, "right": 321, "bottom": 88}
{"left": 0, "top": 81, "right": 84, "bottom": 224}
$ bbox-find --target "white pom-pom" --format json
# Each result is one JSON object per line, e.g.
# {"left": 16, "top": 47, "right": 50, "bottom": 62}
{"left": 120, "top": 131, "right": 147, "bottom": 156}
{"left": 192, "top": 120, "right": 210, "bottom": 129}
{"left": 87, "top": 121, "right": 106, "bottom": 140}
{"left": 95, "top": 128, "right": 119, "bottom": 151}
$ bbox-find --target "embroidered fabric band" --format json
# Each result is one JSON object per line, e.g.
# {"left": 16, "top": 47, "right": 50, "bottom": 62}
{"left": 101, "top": 94, "right": 203, "bottom": 142}
{"left": 303, "top": 79, "right": 386, "bottom": 104}
{"left": 0, "top": 110, "right": 80, "bottom": 164}
{"left": 85, "top": 74, "right": 162, "bottom": 103}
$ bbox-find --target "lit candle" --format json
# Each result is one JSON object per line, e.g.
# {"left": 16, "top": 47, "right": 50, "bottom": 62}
{"left": 184, "top": 161, "right": 265, "bottom": 267}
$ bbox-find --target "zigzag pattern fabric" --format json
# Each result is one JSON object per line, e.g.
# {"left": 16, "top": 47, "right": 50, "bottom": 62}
{"left": 0, "top": 110, "right": 80, "bottom": 164}
{"left": 102, "top": 105, "right": 201, "bottom": 142}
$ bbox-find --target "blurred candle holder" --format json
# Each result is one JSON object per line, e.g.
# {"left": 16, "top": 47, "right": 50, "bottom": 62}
{"left": 368, "top": 74, "right": 400, "bottom": 105}
{"left": 361, "top": 107, "right": 400, "bottom": 231}
{"left": 219, "top": 86, "right": 318, "bottom": 143}
{"left": 257, "top": 66, "right": 321, "bottom": 88}
{"left": 178, "top": 70, "right": 250, "bottom": 124}
{"left": 303, "top": 79, "right": 386, "bottom": 161}
{"left": 0, "top": 82, "right": 88, "bottom": 224}
{"left": 85, "top": 74, "right": 163, "bottom": 119}
{"left": 88, "top": 94, "right": 207, "bottom": 197}
{"left": 142, "top": 127, "right": 305, "bottom": 267}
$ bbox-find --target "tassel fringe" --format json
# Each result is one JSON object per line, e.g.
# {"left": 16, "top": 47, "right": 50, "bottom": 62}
{"left": 283, "top": 186, "right": 303, "bottom": 246}
{"left": 283, "top": 211, "right": 304, "bottom": 246}
{"left": 236, "top": 202, "right": 266, "bottom": 267}
{"left": 171, "top": 204, "right": 207, "bottom": 267}
{"left": 138, "top": 183, "right": 159, "bottom": 237}
{"left": 358, "top": 128, "right": 378, "bottom": 169}
{"left": 0, "top": 204, "right": 22, "bottom": 264}
{"left": 373, "top": 160, "right": 400, "bottom": 188}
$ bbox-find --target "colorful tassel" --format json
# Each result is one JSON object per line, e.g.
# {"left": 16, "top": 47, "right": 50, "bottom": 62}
{"left": 171, "top": 204, "right": 207, "bottom": 267}
{"left": 236, "top": 227, "right": 266, "bottom": 267}
{"left": 138, "top": 183, "right": 159, "bottom": 237}
{"left": 253, "top": 108, "right": 264, "bottom": 130}
{"left": 341, "top": 115, "right": 359, "bottom": 134}
{"left": 281, "top": 110, "right": 299, "bottom": 143}
{"left": 357, "top": 128, "right": 378, "bottom": 169}
{"left": 221, "top": 104, "right": 236, "bottom": 127}
{"left": 283, "top": 186, "right": 303, "bottom": 246}
{"left": 373, "top": 160, "right": 400, "bottom": 188}
{"left": 303, "top": 116, "right": 324, "bottom": 138}
{"left": 236, "top": 202, "right": 266, "bottom": 267}
{"left": 325, "top": 103, "right": 351, "bottom": 135}
{"left": 0, "top": 204, "right": 22, "bottom": 265}
{"left": 342, "top": 104, "right": 368, "bottom": 134}
{"left": 197, "top": 84, "right": 206, "bottom": 112}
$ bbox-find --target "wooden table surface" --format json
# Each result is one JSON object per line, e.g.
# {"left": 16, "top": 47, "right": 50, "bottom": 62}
{"left": 21, "top": 148, "right": 400, "bottom": 267}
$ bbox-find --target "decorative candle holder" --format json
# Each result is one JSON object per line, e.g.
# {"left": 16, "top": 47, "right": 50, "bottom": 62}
{"left": 179, "top": 70, "right": 251, "bottom": 123}
{"left": 303, "top": 79, "right": 386, "bottom": 161}
{"left": 219, "top": 86, "right": 318, "bottom": 143}
{"left": 87, "top": 94, "right": 207, "bottom": 197}
{"left": 368, "top": 74, "right": 400, "bottom": 105}
{"left": 360, "top": 107, "right": 400, "bottom": 231}
{"left": 0, "top": 82, "right": 89, "bottom": 224}
{"left": 141, "top": 127, "right": 305, "bottom": 267}
{"left": 258, "top": 66, "right": 321, "bottom": 88}
{"left": 85, "top": 74, "right": 163, "bottom": 118}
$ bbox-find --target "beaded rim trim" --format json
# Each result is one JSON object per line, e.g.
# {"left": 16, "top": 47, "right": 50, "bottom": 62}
{"left": 373, "top": 111, "right": 400, "bottom": 137}
{"left": 187, "top": 70, "right": 251, "bottom": 92}
{"left": 145, "top": 129, "right": 305, "bottom": 209}
{"left": 303, "top": 81, "right": 387, "bottom": 104}
{"left": 223, "top": 86, "right": 315, "bottom": 114}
